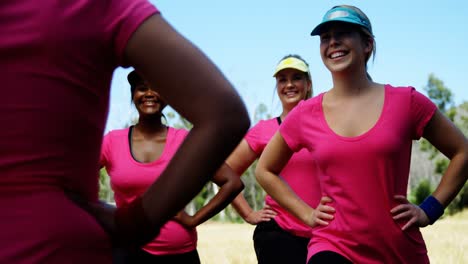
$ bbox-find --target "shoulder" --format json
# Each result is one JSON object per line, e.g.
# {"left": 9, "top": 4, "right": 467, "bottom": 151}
{"left": 105, "top": 127, "right": 130, "bottom": 139}
{"left": 252, "top": 117, "right": 278, "bottom": 130}
{"left": 169, "top": 127, "right": 189, "bottom": 139}
{"left": 385, "top": 84, "right": 418, "bottom": 96}
{"left": 286, "top": 95, "right": 323, "bottom": 121}
{"left": 385, "top": 84, "right": 432, "bottom": 104}
{"left": 299, "top": 94, "right": 322, "bottom": 111}
{"left": 247, "top": 117, "right": 279, "bottom": 137}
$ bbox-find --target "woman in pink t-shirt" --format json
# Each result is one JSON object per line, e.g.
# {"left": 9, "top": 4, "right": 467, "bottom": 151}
{"left": 227, "top": 55, "right": 322, "bottom": 264}
{"left": 100, "top": 70, "right": 244, "bottom": 263}
{"left": 256, "top": 5, "right": 468, "bottom": 264}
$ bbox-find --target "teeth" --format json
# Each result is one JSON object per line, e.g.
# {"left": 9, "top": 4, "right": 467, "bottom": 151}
{"left": 331, "top": 52, "right": 345, "bottom": 59}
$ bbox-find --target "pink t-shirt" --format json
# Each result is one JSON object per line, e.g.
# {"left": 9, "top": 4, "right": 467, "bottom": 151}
{"left": 0, "top": 1, "right": 158, "bottom": 263}
{"left": 101, "top": 127, "right": 197, "bottom": 255}
{"left": 280, "top": 85, "right": 436, "bottom": 264}
{"left": 245, "top": 117, "right": 321, "bottom": 238}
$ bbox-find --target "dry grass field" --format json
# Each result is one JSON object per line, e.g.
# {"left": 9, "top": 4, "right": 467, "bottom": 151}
{"left": 197, "top": 209, "right": 468, "bottom": 264}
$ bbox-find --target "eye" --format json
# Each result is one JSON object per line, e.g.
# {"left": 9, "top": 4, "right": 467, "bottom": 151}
{"left": 277, "top": 76, "right": 286, "bottom": 83}
{"left": 320, "top": 33, "right": 330, "bottom": 42}
{"left": 337, "top": 30, "right": 353, "bottom": 38}
{"left": 135, "top": 85, "right": 148, "bottom": 92}
{"left": 293, "top": 74, "right": 304, "bottom": 81}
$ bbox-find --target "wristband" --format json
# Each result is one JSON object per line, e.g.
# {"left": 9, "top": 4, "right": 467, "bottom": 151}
{"left": 419, "top": 195, "right": 444, "bottom": 225}
{"left": 114, "top": 196, "right": 159, "bottom": 249}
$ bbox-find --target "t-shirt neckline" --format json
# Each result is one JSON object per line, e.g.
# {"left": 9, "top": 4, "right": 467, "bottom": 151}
{"left": 318, "top": 84, "right": 389, "bottom": 141}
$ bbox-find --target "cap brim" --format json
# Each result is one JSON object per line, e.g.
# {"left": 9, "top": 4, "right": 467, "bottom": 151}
{"left": 310, "top": 19, "right": 364, "bottom": 36}
{"left": 273, "top": 65, "right": 309, "bottom": 77}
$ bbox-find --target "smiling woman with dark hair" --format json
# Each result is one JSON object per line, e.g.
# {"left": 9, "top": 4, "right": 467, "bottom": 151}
{"left": 99, "top": 71, "right": 244, "bottom": 263}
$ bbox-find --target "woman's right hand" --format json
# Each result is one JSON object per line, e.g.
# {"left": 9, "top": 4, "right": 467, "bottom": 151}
{"left": 305, "top": 196, "right": 335, "bottom": 227}
{"left": 245, "top": 204, "right": 277, "bottom": 225}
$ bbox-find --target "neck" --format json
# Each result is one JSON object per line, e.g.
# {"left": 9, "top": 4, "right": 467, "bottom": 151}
{"left": 280, "top": 102, "right": 299, "bottom": 120}
{"left": 136, "top": 114, "right": 166, "bottom": 134}
{"left": 330, "top": 68, "right": 373, "bottom": 97}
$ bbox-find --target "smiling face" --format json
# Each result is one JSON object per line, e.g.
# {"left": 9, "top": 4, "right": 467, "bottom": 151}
{"left": 132, "top": 82, "right": 167, "bottom": 116}
{"left": 275, "top": 68, "right": 311, "bottom": 109}
{"left": 319, "top": 22, "right": 373, "bottom": 75}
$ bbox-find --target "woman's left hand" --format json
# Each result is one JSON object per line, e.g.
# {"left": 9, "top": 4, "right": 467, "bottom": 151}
{"left": 173, "top": 210, "right": 197, "bottom": 228}
{"left": 390, "top": 195, "right": 430, "bottom": 230}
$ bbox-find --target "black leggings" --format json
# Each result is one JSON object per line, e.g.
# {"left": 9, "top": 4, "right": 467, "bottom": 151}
{"left": 308, "top": 251, "right": 352, "bottom": 264}
{"left": 253, "top": 219, "right": 310, "bottom": 264}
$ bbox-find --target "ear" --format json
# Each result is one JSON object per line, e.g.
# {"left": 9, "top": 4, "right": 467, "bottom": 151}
{"left": 363, "top": 37, "right": 373, "bottom": 54}
{"left": 306, "top": 80, "right": 313, "bottom": 98}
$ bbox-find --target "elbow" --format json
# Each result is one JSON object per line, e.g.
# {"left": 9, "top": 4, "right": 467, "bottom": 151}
{"left": 211, "top": 99, "right": 250, "bottom": 143}
{"left": 223, "top": 110, "right": 250, "bottom": 142}
{"left": 235, "top": 179, "right": 245, "bottom": 195}
{"left": 254, "top": 164, "right": 265, "bottom": 188}
{"left": 227, "top": 177, "right": 244, "bottom": 197}
{"left": 455, "top": 140, "right": 468, "bottom": 163}
{"left": 461, "top": 142, "right": 468, "bottom": 180}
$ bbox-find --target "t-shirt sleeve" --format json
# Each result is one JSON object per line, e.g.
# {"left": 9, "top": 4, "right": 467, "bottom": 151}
{"left": 244, "top": 121, "right": 267, "bottom": 154}
{"left": 105, "top": 0, "right": 159, "bottom": 66}
{"left": 170, "top": 128, "right": 190, "bottom": 150}
{"left": 279, "top": 102, "right": 304, "bottom": 152}
{"left": 410, "top": 87, "right": 437, "bottom": 139}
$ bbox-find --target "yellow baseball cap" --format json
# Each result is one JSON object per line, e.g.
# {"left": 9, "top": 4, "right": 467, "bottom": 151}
{"left": 273, "top": 57, "right": 309, "bottom": 77}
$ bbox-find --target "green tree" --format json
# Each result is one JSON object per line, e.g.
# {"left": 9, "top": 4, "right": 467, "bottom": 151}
{"left": 99, "top": 168, "right": 114, "bottom": 203}
{"left": 409, "top": 179, "right": 434, "bottom": 205}
{"left": 424, "top": 73, "right": 455, "bottom": 120}
{"left": 417, "top": 73, "right": 468, "bottom": 213}
{"left": 420, "top": 74, "right": 454, "bottom": 166}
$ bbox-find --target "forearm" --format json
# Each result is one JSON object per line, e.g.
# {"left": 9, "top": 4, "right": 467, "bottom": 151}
{"left": 192, "top": 180, "right": 244, "bottom": 226}
{"left": 433, "top": 150, "right": 468, "bottom": 206}
{"left": 231, "top": 193, "right": 254, "bottom": 220}
{"left": 143, "top": 124, "right": 246, "bottom": 224}
{"left": 256, "top": 170, "right": 313, "bottom": 223}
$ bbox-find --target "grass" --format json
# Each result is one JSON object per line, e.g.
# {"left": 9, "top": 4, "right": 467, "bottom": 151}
{"left": 197, "top": 209, "right": 468, "bottom": 264}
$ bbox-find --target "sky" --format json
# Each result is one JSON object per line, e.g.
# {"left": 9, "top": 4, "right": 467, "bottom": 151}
{"left": 105, "top": 1, "right": 468, "bottom": 132}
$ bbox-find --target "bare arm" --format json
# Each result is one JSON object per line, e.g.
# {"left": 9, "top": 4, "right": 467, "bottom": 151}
{"left": 255, "top": 132, "right": 334, "bottom": 227}
{"left": 392, "top": 110, "right": 468, "bottom": 229}
{"left": 424, "top": 110, "right": 468, "bottom": 205}
{"left": 115, "top": 14, "right": 249, "bottom": 247}
{"left": 227, "top": 140, "right": 277, "bottom": 224}
{"left": 175, "top": 163, "right": 244, "bottom": 227}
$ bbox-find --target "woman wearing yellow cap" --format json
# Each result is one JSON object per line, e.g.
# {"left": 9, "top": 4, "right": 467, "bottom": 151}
{"left": 227, "top": 55, "right": 323, "bottom": 264}
{"left": 256, "top": 5, "right": 468, "bottom": 264}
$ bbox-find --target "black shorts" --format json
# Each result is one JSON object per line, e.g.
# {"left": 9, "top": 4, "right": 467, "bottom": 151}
{"left": 253, "top": 219, "right": 310, "bottom": 264}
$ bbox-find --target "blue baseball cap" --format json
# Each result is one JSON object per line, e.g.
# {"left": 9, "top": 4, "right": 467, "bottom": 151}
{"left": 310, "top": 6, "right": 373, "bottom": 36}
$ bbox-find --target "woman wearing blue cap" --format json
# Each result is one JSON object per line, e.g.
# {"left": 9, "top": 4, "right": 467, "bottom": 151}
{"left": 256, "top": 5, "right": 468, "bottom": 264}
